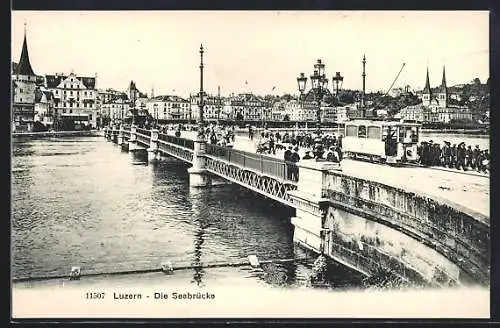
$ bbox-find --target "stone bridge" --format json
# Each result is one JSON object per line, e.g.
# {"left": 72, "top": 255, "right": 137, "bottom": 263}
{"left": 105, "top": 125, "right": 490, "bottom": 287}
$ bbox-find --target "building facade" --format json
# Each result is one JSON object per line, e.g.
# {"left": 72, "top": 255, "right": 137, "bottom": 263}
{"left": 222, "top": 93, "right": 271, "bottom": 121}
{"left": 97, "top": 88, "right": 127, "bottom": 121}
{"left": 189, "top": 93, "right": 225, "bottom": 121}
{"left": 101, "top": 98, "right": 129, "bottom": 124}
{"left": 44, "top": 72, "right": 98, "bottom": 129}
{"left": 34, "top": 88, "right": 56, "bottom": 128}
{"left": 147, "top": 95, "right": 190, "bottom": 121}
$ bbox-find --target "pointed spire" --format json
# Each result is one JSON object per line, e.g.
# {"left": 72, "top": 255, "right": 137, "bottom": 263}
{"left": 440, "top": 66, "right": 447, "bottom": 92}
{"left": 16, "top": 22, "right": 35, "bottom": 76}
{"left": 423, "top": 67, "right": 431, "bottom": 94}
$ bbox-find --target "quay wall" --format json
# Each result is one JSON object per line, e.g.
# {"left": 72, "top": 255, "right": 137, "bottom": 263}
{"left": 12, "top": 130, "right": 104, "bottom": 139}
{"left": 321, "top": 170, "right": 489, "bottom": 285}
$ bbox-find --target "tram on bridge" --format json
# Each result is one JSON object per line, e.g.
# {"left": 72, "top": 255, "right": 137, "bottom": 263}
{"left": 343, "top": 119, "right": 421, "bottom": 164}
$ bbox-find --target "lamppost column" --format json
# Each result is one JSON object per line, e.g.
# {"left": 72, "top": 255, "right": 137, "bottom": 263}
{"left": 197, "top": 44, "right": 205, "bottom": 139}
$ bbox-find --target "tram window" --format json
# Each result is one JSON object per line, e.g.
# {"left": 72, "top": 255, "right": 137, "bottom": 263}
{"left": 367, "top": 126, "right": 381, "bottom": 139}
{"left": 382, "top": 126, "right": 389, "bottom": 141}
{"left": 386, "top": 127, "right": 397, "bottom": 141}
{"left": 411, "top": 127, "right": 419, "bottom": 142}
{"left": 346, "top": 125, "right": 357, "bottom": 137}
{"left": 358, "top": 125, "right": 367, "bottom": 138}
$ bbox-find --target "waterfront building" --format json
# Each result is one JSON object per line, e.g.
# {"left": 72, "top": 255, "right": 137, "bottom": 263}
{"left": 222, "top": 93, "right": 271, "bottom": 122}
{"left": 97, "top": 88, "right": 127, "bottom": 124}
{"left": 188, "top": 93, "right": 225, "bottom": 121}
{"left": 44, "top": 72, "right": 98, "bottom": 129}
{"left": 321, "top": 106, "right": 350, "bottom": 123}
{"left": 34, "top": 87, "right": 56, "bottom": 129}
{"left": 147, "top": 95, "right": 190, "bottom": 121}
{"left": 101, "top": 97, "right": 129, "bottom": 124}
{"left": 97, "top": 88, "right": 126, "bottom": 105}
{"left": 222, "top": 99, "right": 233, "bottom": 120}
{"left": 12, "top": 26, "right": 38, "bottom": 132}
{"left": 271, "top": 99, "right": 287, "bottom": 121}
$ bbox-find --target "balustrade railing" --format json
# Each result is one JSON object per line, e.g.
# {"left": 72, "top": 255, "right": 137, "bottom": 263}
{"left": 205, "top": 143, "right": 297, "bottom": 183}
{"left": 158, "top": 133, "right": 194, "bottom": 150}
{"left": 136, "top": 128, "right": 151, "bottom": 137}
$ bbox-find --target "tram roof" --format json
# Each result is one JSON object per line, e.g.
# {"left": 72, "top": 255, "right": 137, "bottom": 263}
{"left": 346, "top": 119, "right": 421, "bottom": 127}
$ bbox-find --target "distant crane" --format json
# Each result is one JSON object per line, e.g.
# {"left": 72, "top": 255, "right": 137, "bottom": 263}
{"left": 384, "top": 63, "right": 406, "bottom": 97}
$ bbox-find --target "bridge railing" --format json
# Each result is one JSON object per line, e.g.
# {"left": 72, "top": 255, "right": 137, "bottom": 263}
{"left": 158, "top": 133, "right": 194, "bottom": 150}
{"left": 205, "top": 143, "right": 297, "bottom": 183}
{"left": 136, "top": 128, "right": 151, "bottom": 137}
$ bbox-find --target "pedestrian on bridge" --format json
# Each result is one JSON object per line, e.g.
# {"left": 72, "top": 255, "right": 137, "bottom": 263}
{"left": 456, "top": 142, "right": 467, "bottom": 171}
{"left": 284, "top": 146, "right": 293, "bottom": 180}
{"left": 290, "top": 147, "right": 300, "bottom": 181}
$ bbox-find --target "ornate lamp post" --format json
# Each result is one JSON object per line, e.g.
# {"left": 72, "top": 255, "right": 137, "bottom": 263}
{"left": 332, "top": 72, "right": 344, "bottom": 98}
{"left": 197, "top": 44, "right": 205, "bottom": 139}
{"left": 217, "top": 85, "right": 221, "bottom": 125}
{"left": 299, "top": 59, "right": 329, "bottom": 159}
{"left": 297, "top": 71, "right": 307, "bottom": 102}
{"left": 297, "top": 72, "right": 307, "bottom": 131}
{"left": 332, "top": 71, "right": 344, "bottom": 129}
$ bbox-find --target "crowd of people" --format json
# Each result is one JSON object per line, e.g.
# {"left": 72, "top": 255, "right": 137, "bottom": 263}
{"left": 417, "top": 141, "right": 489, "bottom": 173}
{"left": 252, "top": 127, "right": 489, "bottom": 175}
{"left": 253, "top": 128, "right": 343, "bottom": 156}
{"left": 250, "top": 128, "right": 344, "bottom": 180}
{"left": 138, "top": 123, "right": 490, "bottom": 175}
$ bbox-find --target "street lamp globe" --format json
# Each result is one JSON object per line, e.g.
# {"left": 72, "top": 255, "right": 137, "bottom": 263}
{"left": 332, "top": 71, "right": 344, "bottom": 97}
{"left": 314, "top": 59, "right": 325, "bottom": 77}
{"left": 310, "top": 70, "right": 320, "bottom": 89}
{"left": 297, "top": 72, "right": 307, "bottom": 95}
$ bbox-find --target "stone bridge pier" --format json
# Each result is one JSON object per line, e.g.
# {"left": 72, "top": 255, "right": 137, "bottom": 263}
{"left": 147, "top": 129, "right": 160, "bottom": 163}
{"left": 117, "top": 126, "right": 129, "bottom": 151}
{"left": 128, "top": 125, "right": 147, "bottom": 158}
{"left": 187, "top": 137, "right": 212, "bottom": 187}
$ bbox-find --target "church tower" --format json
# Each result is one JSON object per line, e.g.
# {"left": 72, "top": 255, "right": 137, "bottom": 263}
{"left": 422, "top": 67, "right": 432, "bottom": 107}
{"left": 14, "top": 23, "right": 36, "bottom": 82}
{"left": 12, "top": 22, "right": 37, "bottom": 132}
{"left": 436, "top": 66, "right": 448, "bottom": 108}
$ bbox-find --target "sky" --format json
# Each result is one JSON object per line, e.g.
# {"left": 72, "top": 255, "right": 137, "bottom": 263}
{"left": 12, "top": 11, "right": 489, "bottom": 98}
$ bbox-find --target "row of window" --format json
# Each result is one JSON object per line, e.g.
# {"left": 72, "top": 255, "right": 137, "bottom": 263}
{"left": 58, "top": 102, "right": 94, "bottom": 108}
{"left": 150, "top": 103, "right": 189, "bottom": 107}
{"left": 346, "top": 125, "right": 420, "bottom": 142}
{"left": 54, "top": 90, "right": 94, "bottom": 97}
{"left": 346, "top": 125, "right": 382, "bottom": 139}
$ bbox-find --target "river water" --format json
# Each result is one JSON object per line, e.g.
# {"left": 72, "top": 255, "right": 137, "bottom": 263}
{"left": 11, "top": 136, "right": 363, "bottom": 289}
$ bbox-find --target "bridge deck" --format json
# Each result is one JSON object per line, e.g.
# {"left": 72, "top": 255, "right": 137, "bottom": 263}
{"left": 163, "top": 130, "right": 489, "bottom": 219}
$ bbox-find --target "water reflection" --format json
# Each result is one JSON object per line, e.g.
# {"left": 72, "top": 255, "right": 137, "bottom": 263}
{"left": 189, "top": 187, "right": 207, "bottom": 287}
{"left": 130, "top": 149, "right": 148, "bottom": 165}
